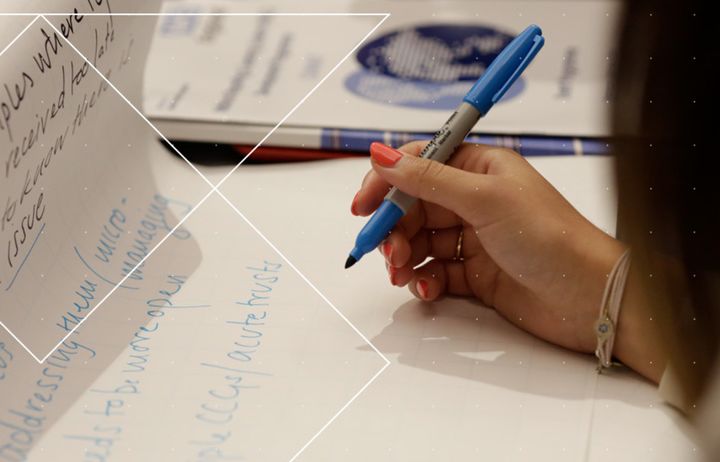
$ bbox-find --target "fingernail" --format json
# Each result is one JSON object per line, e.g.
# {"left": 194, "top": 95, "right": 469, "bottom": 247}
{"left": 416, "top": 279, "right": 429, "bottom": 299}
{"left": 350, "top": 191, "right": 360, "bottom": 215}
{"left": 389, "top": 266, "right": 397, "bottom": 286}
{"left": 381, "top": 241, "right": 393, "bottom": 260}
{"left": 370, "top": 142, "right": 403, "bottom": 167}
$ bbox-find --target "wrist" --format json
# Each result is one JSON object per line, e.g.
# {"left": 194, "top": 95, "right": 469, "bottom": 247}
{"left": 569, "top": 228, "right": 666, "bottom": 382}
{"left": 566, "top": 225, "right": 626, "bottom": 354}
{"left": 612, "top": 265, "right": 667, "bottom": 383}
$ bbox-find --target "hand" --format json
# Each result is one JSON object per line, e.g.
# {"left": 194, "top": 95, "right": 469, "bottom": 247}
{"left": 352, "top": 141, "right": 632, "bottom": 364}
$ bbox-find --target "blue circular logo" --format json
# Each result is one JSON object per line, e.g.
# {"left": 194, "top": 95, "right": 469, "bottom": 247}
{"left": 347, "top": 24, "right": 524, "bottom": 110}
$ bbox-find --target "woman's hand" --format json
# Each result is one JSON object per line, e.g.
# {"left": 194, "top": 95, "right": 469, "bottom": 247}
{"left": 352, "top": 141, "right": 629, "bottom": 360}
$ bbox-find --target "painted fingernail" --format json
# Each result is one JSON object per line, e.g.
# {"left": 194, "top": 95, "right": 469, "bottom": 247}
{"left": 350, "top": 191, "right": 360, "bottom": 215}
{"left": 370, "top": 142, "right": 403, "bottom": 167}
{"left": 416, "top": 279, "right": 429, "bottom": 299}
{"left": 389, "top": 266, "right": 397, "bottom": 286}
{"left": 381, "top": 241, "right": 393, "bottom": 260}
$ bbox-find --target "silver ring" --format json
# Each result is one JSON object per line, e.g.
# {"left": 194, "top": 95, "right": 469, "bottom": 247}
{"left": 454, "top": 229, "right": 464, "bottom": 261}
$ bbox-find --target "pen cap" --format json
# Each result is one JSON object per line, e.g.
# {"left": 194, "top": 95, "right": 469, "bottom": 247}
{"left": 463, "top": 24, "right": 544, "bottom": 115}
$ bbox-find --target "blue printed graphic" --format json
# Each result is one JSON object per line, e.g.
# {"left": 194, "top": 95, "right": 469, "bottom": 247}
{"left": 347, "top": 24, "right": 524, "bottom": 110}
{"left": 158, "top": 8, "right": 202, "bottom": 36}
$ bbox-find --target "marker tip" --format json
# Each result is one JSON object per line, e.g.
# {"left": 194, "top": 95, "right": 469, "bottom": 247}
{"left": 344, "top": 255, "right": 357, "bottom": 269}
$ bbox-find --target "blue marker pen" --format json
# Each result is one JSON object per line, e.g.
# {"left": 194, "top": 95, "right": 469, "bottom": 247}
{"left": 345, "top": 24, "right": 545, "bottom": 269}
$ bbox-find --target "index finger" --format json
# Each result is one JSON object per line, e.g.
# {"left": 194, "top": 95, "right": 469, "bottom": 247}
{"left": 353, "top": 141, "right": 427, "bottom": 217}
{"left": 354, "top": 139, "right": 509, "bottom": 219}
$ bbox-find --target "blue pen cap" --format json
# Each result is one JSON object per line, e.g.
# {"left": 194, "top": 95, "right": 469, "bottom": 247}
{"left": 463, "top": 24, "right": 544, "bottom": 115}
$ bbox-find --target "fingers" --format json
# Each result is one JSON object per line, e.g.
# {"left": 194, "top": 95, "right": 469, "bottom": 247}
{"left": 380, "top": 229, "right": 413, "bottom": 269}
{"left": 351, "top": 169, "right": 387, "bottom": 216}
{"left": 353, "top": 140, "right": 518, "bottom": 224}
{"left": 382, "top": 225, "right": 467, "bottom": 269}
{"left": 381, "top": 224, "right": 478, "bottom": 300}
{"left": 352, "top": 141, "right": 427, "bottom": 217}
{"left": 406, "top": 259, "right": 473, "bottom": 301}
{"left": 409, "top": 259, "right": 445, "bottom": 301}
{"left": 369, "top": 142, "right": 493, "bottom": 221}
{"left": 420, "top": 227, "right": 466, "bottom": 261}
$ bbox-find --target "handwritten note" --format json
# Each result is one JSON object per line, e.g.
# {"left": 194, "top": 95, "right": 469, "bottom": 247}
{"left": 0, "top": 3, "right": 387, "bottom": 460}
{"left": 0, "top": 187, "right": 387, "bottom": 460}
{"left": 0, "top": 0, "right": 187, "bottom": 359}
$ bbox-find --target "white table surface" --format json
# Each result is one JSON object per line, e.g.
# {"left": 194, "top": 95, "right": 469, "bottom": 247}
{"left": 148, "top": 152, "right": 700, "bottom": 461}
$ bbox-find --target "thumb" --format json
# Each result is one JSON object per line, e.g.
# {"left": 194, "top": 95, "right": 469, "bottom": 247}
{"left": 369, "top": 142, "right": 488, "bottom": 219}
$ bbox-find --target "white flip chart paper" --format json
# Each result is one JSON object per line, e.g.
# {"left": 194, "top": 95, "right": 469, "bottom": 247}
{"left": 1, "top": 3, "right": 387, "bottom": 461}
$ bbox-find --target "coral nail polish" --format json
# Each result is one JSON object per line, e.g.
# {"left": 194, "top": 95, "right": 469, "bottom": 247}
{"left": 388, "top": 266, "right": 397, "bottom": 285}
{"left": 350, "top": 191, "right": 360, "bottom": 215}
{"left": 370, "top": 142, "right": 403, "bottom": 167}
{"left": 417, "top": 279, "right": 429, "bottom": 299}
{"left": 382, "top": 241, "right": 393, "bottom": 260}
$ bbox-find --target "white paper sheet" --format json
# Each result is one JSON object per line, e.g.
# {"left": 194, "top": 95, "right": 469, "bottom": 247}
{"left": 2, "top": 186, "right": 386, "bottom": 461}
{"left": 0, "top": 0, "right": 193, "bottom": 360}
{"left": 0, "top": 3, "right": 389, "bottom": 460}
